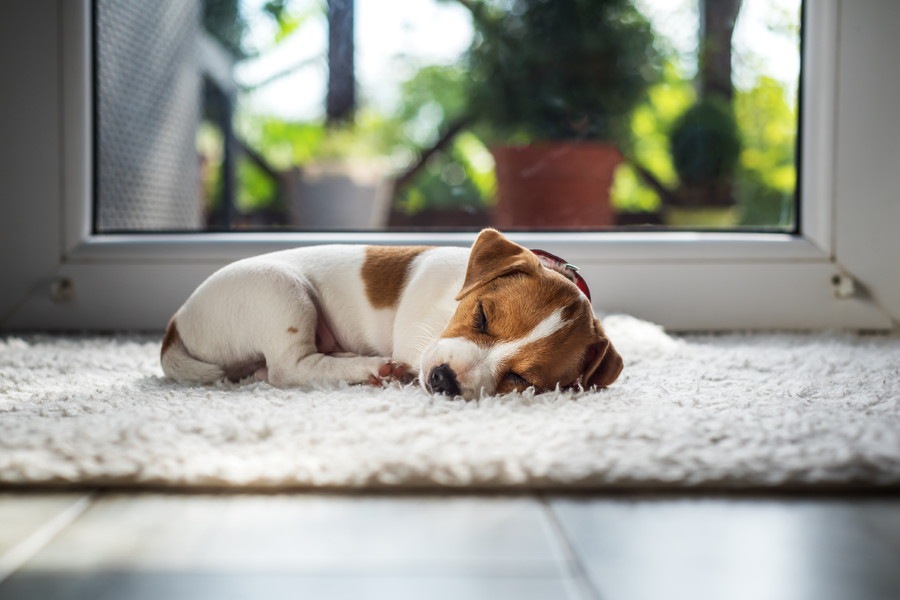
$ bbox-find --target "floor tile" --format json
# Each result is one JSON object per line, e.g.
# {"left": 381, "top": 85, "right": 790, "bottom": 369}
{"left": 0, "top": 570, "right": 577, "bottom": 600}
{"left": 549, "top": 496, "right": 900, "bottom": 600}
{"left": 20, "top": 494, "right": 568, "bottom": 573}
{"left": 0, "top": 493, "right": 582, "bottom": 599}
{"left": 0, "top": 490, "right": 94, "bottom": 585}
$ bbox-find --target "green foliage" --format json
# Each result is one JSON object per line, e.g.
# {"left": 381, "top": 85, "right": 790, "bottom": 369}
{"left": 232, "top": 63, "right": 496, "bottom": 218}
{"left": 464, "top": 0, "right": 661, "bottom": 143}
{"left": 733, "top": 76, "right": 797, "bottom": 227}
{"left": 387, "top": 64, "right": 495, "bottom": 214}
{"left": 612, "top": 69, "right": 797, "bottom": 227}
{"left": 397, "top": 152, "right": 486, "bottom": 214}
{"left": 609, "top": 164, "right": 656, "bottom": 213}
{"left": 203, "top": 0, "right": 320, "bottom": 59}
{"left": 734, "top": 167, "right": 793, "bottom": 228}
{"left": 236, "top": 117, "right": 323, "bottom": 168}
{"left": 670, "top": 96, "right": 741, "bottom": 186}
{"left": 237, "top": 159, "right": 278, "bottom": 212}
{"left": 197, "top": 121, "right": 224, "bottom": 212}
{"left": 270, "top": 2, "right": 322, "bottom": 45}
{"left": 396, "top": 65, "right": 470, "bottom": 136}
{"left": 235, "top": 108, "right": 407, "bottom": 169}
{"left": 396, "top": 132, "right": 495, "bottom": 215}
{"left": 198, "top": 120, "right": 280, "bottom": 214}
{"left": 611, "top": 61, "right": 694, "bottom": 213}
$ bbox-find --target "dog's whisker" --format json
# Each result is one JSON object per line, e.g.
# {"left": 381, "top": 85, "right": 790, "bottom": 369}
{"left": 407, "top": 322, "right": 439, "bottom": 355}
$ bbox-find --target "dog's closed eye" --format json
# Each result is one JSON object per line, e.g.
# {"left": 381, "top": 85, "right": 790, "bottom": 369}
{"left": 474, "top": 301, "right": 489, "bottom": 334}
{"left": 505, "top": 371, "right": 531, "bottom": 389}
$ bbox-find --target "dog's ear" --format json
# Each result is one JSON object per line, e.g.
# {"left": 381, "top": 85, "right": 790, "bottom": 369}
{"left": 579, "top": 319, "right": 623, "bottom": 389}
{"left": 455, "top": 228, "right": 541, "bottom": 300}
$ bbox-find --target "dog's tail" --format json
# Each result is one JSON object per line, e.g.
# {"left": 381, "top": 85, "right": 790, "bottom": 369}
{"left": 160, "top": 317, "right": 225, "bottom": 384}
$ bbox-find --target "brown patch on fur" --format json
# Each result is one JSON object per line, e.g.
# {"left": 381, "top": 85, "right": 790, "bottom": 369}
{"left": 446, "top": 272, "right": 596, "bottom": 394}
{"left": 161, "top": 318, "right": 180, "bottom": 358}
{"left": 287, "top": 327, "right": 299, "bottom": 334}
{"left": 500, "top": 308, "right": 595, "bottom": 394}
{"left": 362, "top": 246, "right": 431, "bottom": 308}
{"left": 455, "top": 229, "right": 541, "bottom": 300}
{"left": 580, "top": 319, "right": 624, "bottom": 388}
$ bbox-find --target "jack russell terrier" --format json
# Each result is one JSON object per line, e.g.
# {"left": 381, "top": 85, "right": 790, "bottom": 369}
{"left": 161, "top": 228, "right": 622, "bottom": 399}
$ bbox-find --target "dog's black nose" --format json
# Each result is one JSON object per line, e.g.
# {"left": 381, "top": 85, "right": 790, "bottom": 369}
{"left": 428, "top": 363, "right": 461, "bottom": 396}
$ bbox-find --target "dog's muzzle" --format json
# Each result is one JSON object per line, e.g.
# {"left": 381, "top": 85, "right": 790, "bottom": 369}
{"left": 427, "top": 363, "right": 461, "bottom": 396}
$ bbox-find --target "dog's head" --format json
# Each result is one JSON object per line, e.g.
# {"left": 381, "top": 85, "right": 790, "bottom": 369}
{"left": 420, "top": 228, "right": 622, "bottom": 399}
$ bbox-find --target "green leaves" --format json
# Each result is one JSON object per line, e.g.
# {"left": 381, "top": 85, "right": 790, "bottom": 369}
{"left": 464, "top": 0, "right": 661, "bottom": 144}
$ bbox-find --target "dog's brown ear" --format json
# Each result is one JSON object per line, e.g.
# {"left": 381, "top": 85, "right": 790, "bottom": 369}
{"left": 580, "top": 320, "right": 623, "bottom": 389}
{"left": 455, "top": 228, "right": 541, "bottom": 300}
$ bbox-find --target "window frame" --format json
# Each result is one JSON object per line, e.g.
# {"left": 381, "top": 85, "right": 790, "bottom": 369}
{"left": 0, "top": 0, "right": 896, "bottom": 332}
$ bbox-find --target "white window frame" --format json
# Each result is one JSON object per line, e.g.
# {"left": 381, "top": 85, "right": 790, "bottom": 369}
{"left": 0, "top": 0, "right": 897, "bottom": 332}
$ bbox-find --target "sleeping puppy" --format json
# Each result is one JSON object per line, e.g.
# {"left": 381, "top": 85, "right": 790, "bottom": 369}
{"left": 161, "top": 228, "right": 622, "bottom": 399}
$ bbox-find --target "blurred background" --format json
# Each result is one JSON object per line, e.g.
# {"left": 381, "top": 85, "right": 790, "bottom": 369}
{"left": 93, "top": 0, "right": 801, "bottom": 233}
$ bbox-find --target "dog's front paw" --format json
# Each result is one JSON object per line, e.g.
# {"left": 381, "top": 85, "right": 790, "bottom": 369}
{"left": 368, "top": 360, "right": 414, "bottom": 387}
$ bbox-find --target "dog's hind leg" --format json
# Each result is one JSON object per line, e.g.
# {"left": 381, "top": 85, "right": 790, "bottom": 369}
{"left": 257, "top": 274, "right": 400, "bottom": 388}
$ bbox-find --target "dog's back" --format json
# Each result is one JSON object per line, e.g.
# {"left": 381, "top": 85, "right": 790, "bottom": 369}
{"left": 161, "top": 245, "right": 467, "bottom": 386}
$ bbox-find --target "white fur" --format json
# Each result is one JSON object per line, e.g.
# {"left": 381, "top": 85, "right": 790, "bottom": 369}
{"left": 164, "top": 245, "right": 469, "bottom": 390}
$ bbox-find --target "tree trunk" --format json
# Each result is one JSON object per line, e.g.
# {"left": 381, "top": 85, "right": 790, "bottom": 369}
{"left": 326, "top": 0, "right": 355, "bottom": 124}
{"left": 699, "top": 0, "right": 742, "bottom": 103}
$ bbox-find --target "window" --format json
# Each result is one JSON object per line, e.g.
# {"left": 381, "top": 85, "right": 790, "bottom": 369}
{"left": 0, "top": 0, "right": 897, "bottom": 332}
{"left": 93, "top": 0, "right": 800, "bottom": 233}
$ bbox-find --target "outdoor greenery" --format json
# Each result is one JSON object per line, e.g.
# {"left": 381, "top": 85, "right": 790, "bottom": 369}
{"left": 670, "top": 97, "right": 741, "bottom": 188}
{"left": 610, "top": 66, "right": 797, "bottom": 226}
{"left": 201, "top": 0, "right": 799, "bottom": 229}
{"left": 460, "top": 0, "right": 660, "bottom": 144}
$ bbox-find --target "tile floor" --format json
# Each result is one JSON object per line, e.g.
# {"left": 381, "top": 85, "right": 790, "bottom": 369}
{"left": 0, "top": 491, "right": 897, "bottom": 599}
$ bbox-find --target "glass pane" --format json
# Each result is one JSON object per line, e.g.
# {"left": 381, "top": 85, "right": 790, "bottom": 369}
{"left": 94, "top": 0, "right": 801, "bottom": 233}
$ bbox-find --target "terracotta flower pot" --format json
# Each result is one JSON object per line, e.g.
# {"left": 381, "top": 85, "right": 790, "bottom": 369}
{"left": 491, "top": 142, "right": 623, "bottom": 229}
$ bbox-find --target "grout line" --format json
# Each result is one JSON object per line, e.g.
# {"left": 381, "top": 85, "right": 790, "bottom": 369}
{"left": 0, "top": 491, "right": 97, "bottom": 586}
{"left": 538, "top": 494, "right": 603, "bottom": 600}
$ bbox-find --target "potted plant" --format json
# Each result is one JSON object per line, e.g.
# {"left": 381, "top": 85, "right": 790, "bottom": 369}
{"left": 666, "top": 96, "right": 742, "bottom": 226}
{"left": 459, "top": 0, "right": 660, "bottom": 228}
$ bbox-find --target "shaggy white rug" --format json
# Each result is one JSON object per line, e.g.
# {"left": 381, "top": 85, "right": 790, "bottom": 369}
{"left": 1, "top": 315, "right": 898, "bottom": 491}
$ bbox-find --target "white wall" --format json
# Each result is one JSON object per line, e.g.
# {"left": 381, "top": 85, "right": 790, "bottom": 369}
{"left": 0, "top": 2, "right": 63, "bottom": 324}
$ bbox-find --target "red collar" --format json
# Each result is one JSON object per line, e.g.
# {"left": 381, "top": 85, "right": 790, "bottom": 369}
{"left": 530, "top": 249, "right": 592, "bottom": 301}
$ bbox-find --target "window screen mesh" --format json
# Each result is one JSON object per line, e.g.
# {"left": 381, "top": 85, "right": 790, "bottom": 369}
{"left": 95, "top": 0, "right": 202, "bottom": 232}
